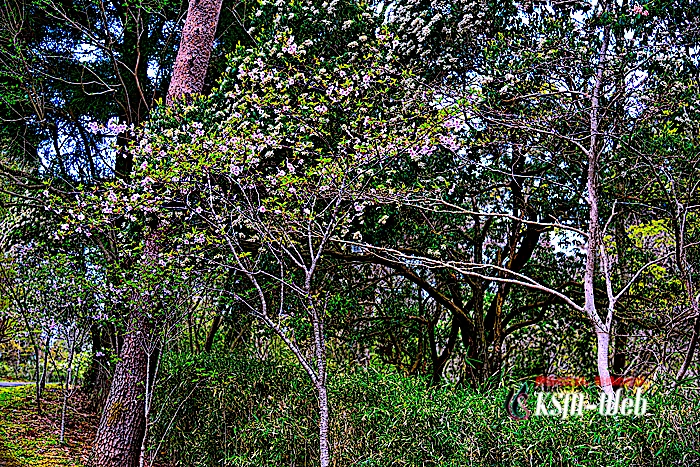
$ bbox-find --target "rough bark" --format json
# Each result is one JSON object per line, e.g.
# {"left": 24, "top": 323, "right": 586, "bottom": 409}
{"left": 92, "top": 1, "right": 224, "bottom": 463}
{"left": 167, "top": 0, "right": 224, "bottom": 106}
{"left": 90, "top": 325, "right": 148, "bottom": 467}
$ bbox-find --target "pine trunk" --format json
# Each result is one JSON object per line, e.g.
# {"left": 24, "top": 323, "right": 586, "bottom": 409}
{"left": 167, "top": 0, "right": 224, "bottom": 105}
{"left": 90, "top": 328, "right": 148, "bottom": 467}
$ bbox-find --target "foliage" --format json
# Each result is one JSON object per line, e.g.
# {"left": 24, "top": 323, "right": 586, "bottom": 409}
{"left": 152, "top": 352, "right": 700, "bottom": 467}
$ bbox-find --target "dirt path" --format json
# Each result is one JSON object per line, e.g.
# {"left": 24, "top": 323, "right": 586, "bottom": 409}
{"left": 0, "top": 441, "right": 20, "bottom": 466}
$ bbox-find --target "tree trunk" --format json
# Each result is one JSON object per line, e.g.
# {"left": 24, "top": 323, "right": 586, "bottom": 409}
{"left": 167, "top": 0, "right": 224, "bottom": 106}
{"left": 676, "top": 298, "right": 700, "bottom": 381}
{"left": 586, "top": 23, "right": 614, "bottom": 397}
{"left": 90, "top": 327, "right": 148, "bottom": 467}
{"left": 596, "top": 330, "right": 614, "bottom": 396}
{"left": 34, "top": 345, "right": 42, "bottom": 414}
{"left": 91, "top": 0, "right": 223, "bottom": 461}
{"left": 203, "top": 316, "right": 222, "bottom": 352}
{"left": 40, "top": 334, "right": 50, "bottom": 390}
{"left": 60, "top": 338, "right": 76, "bottom": 444}
{"left": 317, "top": 382, "right": 330, "bottom": 467}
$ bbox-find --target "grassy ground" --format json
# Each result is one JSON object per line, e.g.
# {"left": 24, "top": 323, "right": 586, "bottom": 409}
{"left": 0, "top": 384, "right": 97, "bottom": 466}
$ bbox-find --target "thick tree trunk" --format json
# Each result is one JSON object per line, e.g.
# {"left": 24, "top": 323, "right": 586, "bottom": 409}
{"left": 92, "top": 1, "right": 223, "bottom": 462}
{"left": 167, "top": 0, "right": 224, "bottom": 106}
{"left": 90, "top": 327, "right": 148, "bottom": 467}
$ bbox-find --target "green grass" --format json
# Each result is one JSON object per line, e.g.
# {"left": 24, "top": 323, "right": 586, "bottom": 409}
{"left": 0, "top": 385, "right": 88, "bottom": 467}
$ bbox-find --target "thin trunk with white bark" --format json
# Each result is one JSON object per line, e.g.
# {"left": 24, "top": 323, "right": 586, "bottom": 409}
{"left": 585, "top": 22, "right": 614, "bottom": 397}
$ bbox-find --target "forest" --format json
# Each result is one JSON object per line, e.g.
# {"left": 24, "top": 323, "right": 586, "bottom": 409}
{"left": 0, "top": 0, "right": 699, "bottom": 465}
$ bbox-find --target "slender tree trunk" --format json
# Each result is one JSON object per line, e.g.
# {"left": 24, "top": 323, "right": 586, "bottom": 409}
{"left": 167, "top": 0, "right": 224, "bottom": 105}
{"left": 84, "top": 325, "right": 102, "bottom": 390}
{"left": 34, "top": 345, "right": 42, "bottom": 414}
{"left": 203, "top": 316, "right": 222, "bottom": 352}
{"left": 429, "top": 313, "right": 459, "bottom": 386}
{"left": 317, "top": 381, "right": 330, "bottom": 467}
{"left": 586, "top": 22, "right": 614, "bottom": 397}
{"left": 60, "top": 338, "right": 76, "bottom": 444}
{"left": 311, "top": 296, "right": 331, "bottom": 467}
{"left": 40, "top": 334, "right": 50, "bottom": 390}
{"left": 676, "top": 295, "right": 700, "bottom": 381}
{"left": 596, "top": 330, "right": 614, "bottom": 395}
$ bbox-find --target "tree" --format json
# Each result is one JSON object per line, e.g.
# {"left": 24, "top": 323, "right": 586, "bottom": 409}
{"left": 167, "top": 0, "right": 225, "bottom": 105}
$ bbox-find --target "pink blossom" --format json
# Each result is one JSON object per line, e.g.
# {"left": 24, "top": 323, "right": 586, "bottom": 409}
{"left": 631, "top": 4, "right": 647, "bottom": 15}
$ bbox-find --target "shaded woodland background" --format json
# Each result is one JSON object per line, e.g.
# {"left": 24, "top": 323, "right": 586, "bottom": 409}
{"left": 1, "top": 0, "right": 699, "bottom": 465}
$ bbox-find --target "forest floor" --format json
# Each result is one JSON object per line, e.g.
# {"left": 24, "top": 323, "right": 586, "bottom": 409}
{"left": 0, "top": 384, "right": 97, "bottom": 466}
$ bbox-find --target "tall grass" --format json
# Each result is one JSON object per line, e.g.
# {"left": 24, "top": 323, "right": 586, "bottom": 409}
{"left": 150, "top": 353, "right": 700, "bottom": 466}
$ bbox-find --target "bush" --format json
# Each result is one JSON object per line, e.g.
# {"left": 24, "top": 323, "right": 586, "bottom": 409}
{"left": 150, "top": 353, "right": 700, "bottom": 467}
